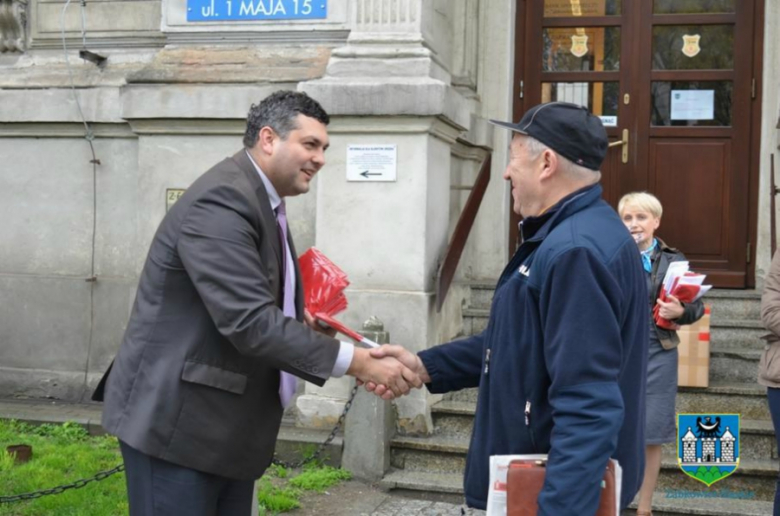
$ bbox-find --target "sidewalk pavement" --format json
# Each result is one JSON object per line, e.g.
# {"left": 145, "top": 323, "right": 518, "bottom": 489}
{"left": 0, "top": 398, "right": 484, "bottom": 516}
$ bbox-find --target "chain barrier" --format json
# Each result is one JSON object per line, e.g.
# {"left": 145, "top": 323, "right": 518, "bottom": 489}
{"left": 271, "top": 384, "right": 359, "bottom": 469}
{"left": 0, "top": 385, "right": 360, "bottom": 504}
{"left": 0, "top": 464, "right": 125, "bottom": 504}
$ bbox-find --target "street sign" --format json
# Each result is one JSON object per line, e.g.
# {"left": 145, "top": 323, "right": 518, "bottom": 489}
{"left": 187, "top": 0, "right": 326, "bottom": 22}
{"left": 346, "top": 145, "right": 397, "bottom": 182}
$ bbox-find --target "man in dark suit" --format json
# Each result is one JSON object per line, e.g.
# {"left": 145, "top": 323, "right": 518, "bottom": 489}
{"left": 96, "top": 91, "right": 421, "bottom": 515}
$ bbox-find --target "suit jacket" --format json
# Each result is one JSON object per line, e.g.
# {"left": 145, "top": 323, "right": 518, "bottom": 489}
{"left": 97, "top": 149, "right": 340, "bottom": 480}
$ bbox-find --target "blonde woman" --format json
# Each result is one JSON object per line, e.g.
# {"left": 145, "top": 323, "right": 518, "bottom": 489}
{"left": 618, "top": 192, "right": 705, "bottom": 516}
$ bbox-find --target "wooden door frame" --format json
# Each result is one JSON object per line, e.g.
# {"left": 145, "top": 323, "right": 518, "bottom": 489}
{"left": 509, "top": 0, "right": 765, "bottom": 288}
{"left": 746, "top": 0, "right": 765, "bottom": 288}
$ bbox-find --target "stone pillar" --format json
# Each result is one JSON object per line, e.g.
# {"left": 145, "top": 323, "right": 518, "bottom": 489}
{"left": 296, "top": 0, "right": 475, "bottom": 436}
{"left": 342, "top": 317, "right": 394, "bottom": 481}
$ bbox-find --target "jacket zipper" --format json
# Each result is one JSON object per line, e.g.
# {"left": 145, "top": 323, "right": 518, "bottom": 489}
{"left": 525, "top": 400, "right": 537, "bottom": 450}
{"left": 484, "top": 348, "right": 491, "bottom": 374}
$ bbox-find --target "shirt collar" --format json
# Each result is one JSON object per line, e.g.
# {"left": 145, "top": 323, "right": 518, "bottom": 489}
{"left": 245, "top": 150, "right": 281, "bottom": 211}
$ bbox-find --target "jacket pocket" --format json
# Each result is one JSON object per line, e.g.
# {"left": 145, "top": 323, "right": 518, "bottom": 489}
{"left": 759, "top": 337, "right": 780, "bottom": 384}
{"left": 759, "top": 340, "right": 780, "bottom": 384}
{"left": 181, "top": 360, "right": 247, "bottom": 395}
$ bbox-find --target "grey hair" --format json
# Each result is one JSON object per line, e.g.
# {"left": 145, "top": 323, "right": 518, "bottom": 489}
{"left": 522, "top": 135, "right": 601, "bottom": 181}
{"left": 243, "top": 90, "right": 329, "bottom": 148}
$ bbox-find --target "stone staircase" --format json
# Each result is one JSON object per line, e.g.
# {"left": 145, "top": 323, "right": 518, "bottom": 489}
{"left": 380, "top": 284, "right": 777, "bottom": 515}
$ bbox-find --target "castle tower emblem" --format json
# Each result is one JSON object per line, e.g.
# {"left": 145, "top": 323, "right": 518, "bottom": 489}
{"left": 677, "top": 414, "right": 740, "bottom": 486}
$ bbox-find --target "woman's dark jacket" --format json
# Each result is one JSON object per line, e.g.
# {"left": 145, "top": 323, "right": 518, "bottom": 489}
{"left": 650, "top": 238, "right": 705, "bottom": 349}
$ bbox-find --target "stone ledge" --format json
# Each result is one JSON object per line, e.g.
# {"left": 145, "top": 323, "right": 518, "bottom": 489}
{"left": 125, "top": 45, "right": 330, "bottom": 84}
{"left": 120, "top": 83, "right": 297, "bottom": 121}
{"left": 301, "top": 77, "right": 472, "bottom": 131}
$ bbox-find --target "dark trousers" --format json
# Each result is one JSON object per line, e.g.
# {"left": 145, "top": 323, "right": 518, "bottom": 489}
{"left": 120, "top": 440, "right": 254, "bottom": 516}
{"left": 768, "top": 388, "right": 780, "bottom": 516}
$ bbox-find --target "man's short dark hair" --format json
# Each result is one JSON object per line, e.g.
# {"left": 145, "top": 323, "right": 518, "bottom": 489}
{"left": 243, "top": 91, "right": 330, "bottom": 148}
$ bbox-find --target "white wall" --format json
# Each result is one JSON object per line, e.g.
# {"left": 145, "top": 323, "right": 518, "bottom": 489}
{"left": 755, "top": 0, "right": 780, "bottom": 283}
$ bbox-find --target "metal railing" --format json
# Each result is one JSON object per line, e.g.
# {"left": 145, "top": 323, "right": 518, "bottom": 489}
{"left": 435, "top": 153, "right": 492, "bottom": 313}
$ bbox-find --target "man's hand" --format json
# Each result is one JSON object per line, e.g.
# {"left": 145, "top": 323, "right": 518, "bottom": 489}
{"left": 347, "top": 347, "right": 422, "bottom": 400}
{"left": 657, "top": 294, "right": 685, "bottom": 320}
{"left": 304, "top": 309, "right": 337, "bottom": 338}
{"left": 361, "top": 345, "right": 430, "bottom": 399}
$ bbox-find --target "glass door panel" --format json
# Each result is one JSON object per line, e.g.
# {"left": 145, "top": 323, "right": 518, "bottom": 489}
{"left": 651, "top": 25, "right": 734, "bottom": 70}
{"left": 543, "top": 0, "right": 622, "bottom": 17}
{"left": 650, "top": 81, "right": 733, "bottom": 126}
{"left": 653, "top": 0, "right": 735, "bottom": 15}
{"left": 543, "top": 27, "right": 621, "bottom": 71}
{"left": 542, "top": 81, "right": 620, "bottom": 120}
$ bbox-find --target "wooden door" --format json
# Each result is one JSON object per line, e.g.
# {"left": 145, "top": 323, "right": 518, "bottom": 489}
{"left": 515, "top": 0, "right": 763, "bottom": 287}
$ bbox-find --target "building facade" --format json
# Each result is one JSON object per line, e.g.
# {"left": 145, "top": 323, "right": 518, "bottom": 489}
{"left": 1, "top": 0, "right": 779, "bottom": 433}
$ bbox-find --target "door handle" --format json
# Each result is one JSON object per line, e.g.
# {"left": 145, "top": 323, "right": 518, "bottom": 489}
{"left": 607, "top": 129, "right": 629, "bottom": 164}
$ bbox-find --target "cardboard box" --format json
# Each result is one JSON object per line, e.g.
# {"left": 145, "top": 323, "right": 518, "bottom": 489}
{"left": 677, "top": 305, "right": 711, "bottom": 388}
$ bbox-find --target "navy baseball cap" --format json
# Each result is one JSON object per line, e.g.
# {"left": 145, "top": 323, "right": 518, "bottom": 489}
{"left": 490, "top": 102, "right": 608, "bottom": 171}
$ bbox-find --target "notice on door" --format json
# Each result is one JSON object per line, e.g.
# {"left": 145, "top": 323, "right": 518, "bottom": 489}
{"left": 346, "top": 145, "right": 397, "bottom": 182}
{"left": 598, "top": 115, "right": 618, "bottom": 127}
{"left": 670, "top": 90, "right": 714, "bottom": 121}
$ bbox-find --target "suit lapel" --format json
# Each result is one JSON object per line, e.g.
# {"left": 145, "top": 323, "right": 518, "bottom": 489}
{"left": 232, "top": 150, "right": 284, "bottom": 274}
{"left": 287, "top": 228, "right": 305, "bottom": 321}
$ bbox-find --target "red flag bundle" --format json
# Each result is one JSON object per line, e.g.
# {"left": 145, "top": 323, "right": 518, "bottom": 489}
{"left": 653, "top": 261, "right": 711, "bottom": 330}
{"left": 299, "top": 247, "right": 349, "bottom": 317}
{"left": 298, "top": 248, "right": 379, "bottom": 348}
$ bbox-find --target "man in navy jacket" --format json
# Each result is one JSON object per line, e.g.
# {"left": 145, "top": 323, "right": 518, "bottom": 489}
{"left": 369, "top": 102, "right": 649, "bottom": 514}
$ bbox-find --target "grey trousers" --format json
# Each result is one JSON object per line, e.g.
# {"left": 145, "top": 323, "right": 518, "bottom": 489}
{"left": 120, "top": 440, "right": 255, "bottom": 516}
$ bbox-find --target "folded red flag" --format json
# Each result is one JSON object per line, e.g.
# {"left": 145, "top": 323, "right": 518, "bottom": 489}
{"left": 299, "top": 248, "right": 349, "bottom": 317}
{"left": 298, "top": 248, "right": 378, "bottom": 348}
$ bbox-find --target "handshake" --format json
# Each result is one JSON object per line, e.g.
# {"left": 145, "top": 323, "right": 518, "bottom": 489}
{"left": 347, "top": 345, "right": 430, "bottom": 400}
{"left": 304, "top": 311, "right": 428, "bottom": 400}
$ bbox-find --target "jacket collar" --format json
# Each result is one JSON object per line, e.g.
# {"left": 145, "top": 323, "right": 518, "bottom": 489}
{"left": 520, "top": 183, "right": 603, "bottom": 243}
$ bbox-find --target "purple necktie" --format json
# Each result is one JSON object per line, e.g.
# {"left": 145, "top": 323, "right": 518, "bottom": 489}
{"left": 276, "top": 201, "right": 298, "bottom": 408}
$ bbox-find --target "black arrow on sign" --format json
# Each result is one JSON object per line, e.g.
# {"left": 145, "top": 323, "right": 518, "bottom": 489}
{"left": 360, "top": 170, "right": 382, "bottom": 178}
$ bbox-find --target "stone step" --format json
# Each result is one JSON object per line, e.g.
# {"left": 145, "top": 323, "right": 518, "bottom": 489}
{"left": 625, "top": 495, "right": 774, "bottom": 516}
{"left": 380, "top": 470, "right": 775, "bottom": 515}
{"left": 379, "top": 469, "right": 464, "bottom": 505}
{"left": 710, "top": 320, "right": 768, "bottom": 351}
{"left": 462, "top": 309, "right": 767, "bottom": 350}
{"left": 464, "top": 285, "right": 762, "bottom": 320}
{"left": 704, "top": 289, "right": 763, "bottom": 322}
{"left": 711, "top": 349, "right": 763, "bottom": 383}
{"left": 656, "top": 454, "right": 779, "bottom": 502}
{"left": 442, "top": 387, "right": 480, "bottom": 404}
{"left": 391, "top": 435, "right": 468, "bottom": 474}
{"left": 676, "top": 382, "right": 770, "bottom": 420}
{"left": 429, "top": 401, "right": 777, "bottom": 460}
{"left": 444, "top": 383, "right": 772, "bottom": 422}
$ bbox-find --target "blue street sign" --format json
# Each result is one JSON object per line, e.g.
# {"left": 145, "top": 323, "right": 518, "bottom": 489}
{"left": 187, "top": 0, "right": 327, "bottom": 22}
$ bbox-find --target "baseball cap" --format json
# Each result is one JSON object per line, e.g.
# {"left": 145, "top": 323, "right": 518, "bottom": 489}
{"left": 490, "top": 102, "right": 608, "bottom": 171}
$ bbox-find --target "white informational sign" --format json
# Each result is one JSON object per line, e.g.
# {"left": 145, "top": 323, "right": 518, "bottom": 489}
{"left": 598, "top": 115, "right": 618, "bottom": 127}
{"left": 346, "top": 145, "right": 397, "bottom": 182}
{"left": 670, "top": 90, "right": 714, "bottom": 121}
